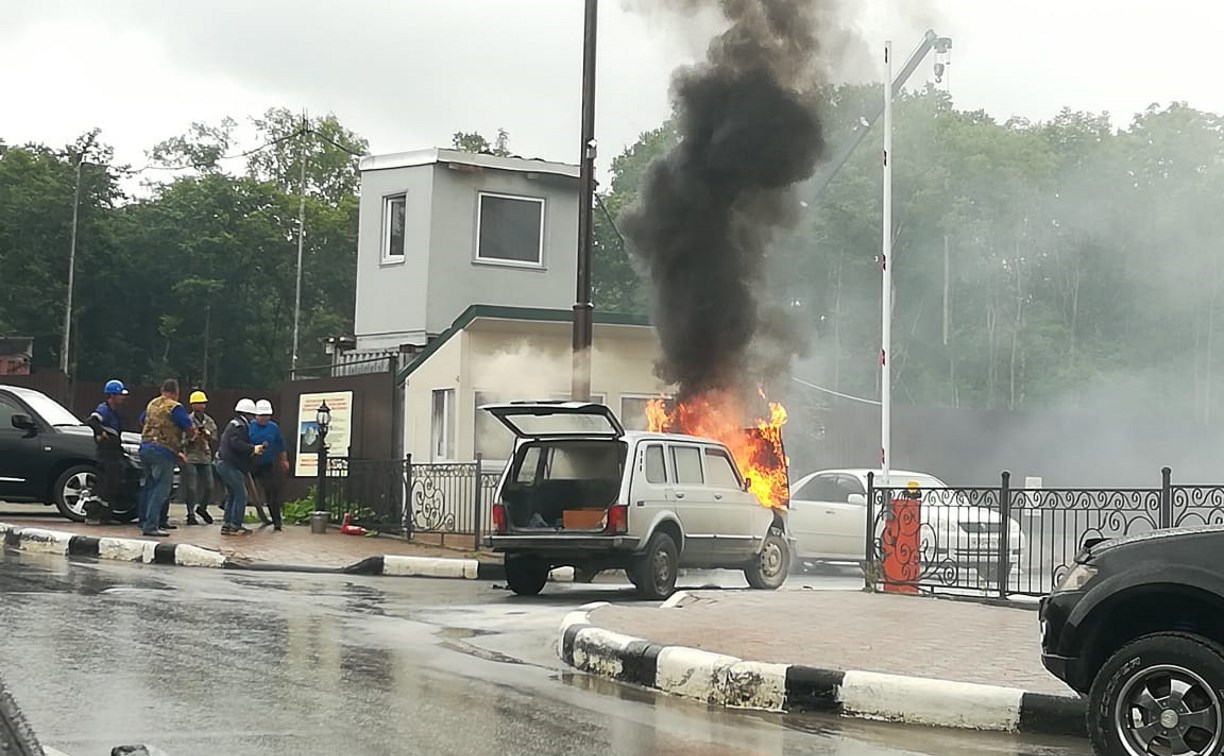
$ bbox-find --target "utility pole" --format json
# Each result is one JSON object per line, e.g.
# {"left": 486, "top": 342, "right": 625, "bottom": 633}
{"left": 880, "top": 42, "right": 894, "bottom": 488}
{"left": 291, "top": 110, "right": 309, "bottom": 380}
{"left": 61, "top": 132, "right": 96, "bottom": 377}
{"left": 202, "top": 303, "right": 211, "bottom": 388}
{"left": 571, "top": 0, "right": 598, "bottom": 401}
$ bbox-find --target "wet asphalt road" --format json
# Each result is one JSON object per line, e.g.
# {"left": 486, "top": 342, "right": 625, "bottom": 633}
{"left": 0, "top": 552, "right": 1091, "bottom": 756}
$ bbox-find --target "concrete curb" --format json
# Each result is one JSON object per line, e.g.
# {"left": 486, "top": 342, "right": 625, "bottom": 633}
{"left": 557, "top": 601, "right": 1085, "bottom": 739}
{"left": 0, "top": 522, "right": 576, "bottom": 583}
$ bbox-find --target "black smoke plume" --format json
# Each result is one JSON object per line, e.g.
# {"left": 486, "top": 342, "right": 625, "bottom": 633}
{"left": 622, "top": 0, "right": 827, "bottom": 403}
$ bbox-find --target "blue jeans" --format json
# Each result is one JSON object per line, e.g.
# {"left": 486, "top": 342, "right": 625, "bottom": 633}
{"left": 139, "top": 448, "right": 176, "bottom": 534}
{"left": 215, "top": 459, "right": 248, "bottom": 529}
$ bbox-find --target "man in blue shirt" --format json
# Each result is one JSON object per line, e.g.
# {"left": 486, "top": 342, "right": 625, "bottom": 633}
{"left": 249, "top": 399, "right": 289, "bottom": 530}
{"left": 84, "top": 379, "right": 129, "bottom": 525}
{"left": 139, "top": 379, "right": 196, "bottom": 537}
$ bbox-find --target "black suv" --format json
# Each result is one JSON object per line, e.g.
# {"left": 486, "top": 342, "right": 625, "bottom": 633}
{"left": 1041, "top": 526, "right": 1224, "bottom": 756}
{"left": 0, "top": 384, "right": 143, "bottom": 521}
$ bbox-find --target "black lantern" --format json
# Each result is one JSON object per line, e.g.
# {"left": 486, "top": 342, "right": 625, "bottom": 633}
{"left": 314, "top": 401, "right": 332, "bottom": 517}
{"left": 316, "top": 401, "right": 332, "bottom": 439}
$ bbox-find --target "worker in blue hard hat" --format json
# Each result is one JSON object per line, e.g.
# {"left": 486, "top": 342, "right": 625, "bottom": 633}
{"left": 83, "top": 379, "right": 130, "bottom": 525}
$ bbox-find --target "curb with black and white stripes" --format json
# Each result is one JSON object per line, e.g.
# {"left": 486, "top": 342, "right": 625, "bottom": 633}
{"left": 558, "top": 599, "right": 1086, "bottom": 738}
{"left": 0, "top": 522, "right": 575, "bottom": 583}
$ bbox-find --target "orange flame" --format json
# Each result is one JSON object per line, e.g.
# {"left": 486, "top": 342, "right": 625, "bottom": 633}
{"left": 646, "top": 388, "right": 790, "bottom": 509}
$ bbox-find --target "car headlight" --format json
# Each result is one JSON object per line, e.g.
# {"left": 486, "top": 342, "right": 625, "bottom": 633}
{"left": 1055, "top": 563, "right": 1098, "bottom": 593}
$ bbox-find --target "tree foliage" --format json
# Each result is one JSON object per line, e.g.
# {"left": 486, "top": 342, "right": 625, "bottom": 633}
{"left": 592, "top": 87, "right": 1224, "bottom": 420}
{"left": 0, "top": 112, "right": 363, "bottom": 389}
{"left": 6, "top": 89, "right": 1224, "bottom": 422}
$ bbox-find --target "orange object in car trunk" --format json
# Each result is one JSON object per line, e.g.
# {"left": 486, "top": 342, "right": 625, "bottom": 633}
{"left": 563, "top": 509, "right": 605, "bottom": 530}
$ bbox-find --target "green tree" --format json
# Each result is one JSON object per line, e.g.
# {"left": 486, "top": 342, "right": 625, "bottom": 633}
{"left": 451, "top": 129, "right": 511, "bottom": 156}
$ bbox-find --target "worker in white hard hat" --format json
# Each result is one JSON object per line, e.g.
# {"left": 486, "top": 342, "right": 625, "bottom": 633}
{"left": 249, "top": 399, "right": 289, "bottom": 530}
{"left": 182, "top": 389, "right": 218, "bottom": 525}
{"left": 214, "top": 398, "right": 266, "bottom": 536}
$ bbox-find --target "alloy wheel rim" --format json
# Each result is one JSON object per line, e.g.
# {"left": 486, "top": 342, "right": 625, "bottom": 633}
{"left": 1115, "top": 663, "right": 1222, "bottom": 756}
{"left": 63, "top": 472, "right": 95, "bottom": 516}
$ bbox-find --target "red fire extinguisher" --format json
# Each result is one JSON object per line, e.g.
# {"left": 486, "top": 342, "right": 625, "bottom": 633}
{"left": 340, "top": 512, "right": 368, "bottom": 536}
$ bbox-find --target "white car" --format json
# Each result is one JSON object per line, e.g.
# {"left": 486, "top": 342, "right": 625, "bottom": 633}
{"left": 788, "top": 468, "right": 1025, "bottom": 580}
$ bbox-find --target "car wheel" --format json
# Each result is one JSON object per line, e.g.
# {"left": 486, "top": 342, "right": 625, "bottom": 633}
{"left": 629, "top": 532, "right": 678, "bottom": 600}
{"left": 53, "top": 465, "right": 97, "bottom": 522}
{"left": 504, "top": 555, "right": 550, "bottom": 596}
{"left": 745, "top": 528, "right": 790, "bottom": 590}
{"left": 1088, "top": 632, "right": 1224, "bottom": 756}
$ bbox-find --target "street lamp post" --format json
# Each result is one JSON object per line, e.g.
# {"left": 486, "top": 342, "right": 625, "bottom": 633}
{"left": 571, "top": 0, "right": 599, "bottom": 401}
{"left": 61, "top": 136, "right": 95, "bottom": 376}
{"left": 314, "top": 401, "right": 332, "bottom": 516}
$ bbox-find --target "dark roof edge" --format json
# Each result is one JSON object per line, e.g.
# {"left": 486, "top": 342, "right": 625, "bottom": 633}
{"left": 394, "top": 305, "right": 652, "bottom": 384}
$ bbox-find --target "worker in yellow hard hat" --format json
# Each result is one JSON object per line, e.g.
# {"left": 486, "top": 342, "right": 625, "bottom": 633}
{"left": 182, "top": 389, "right": 219, "bottom": 525}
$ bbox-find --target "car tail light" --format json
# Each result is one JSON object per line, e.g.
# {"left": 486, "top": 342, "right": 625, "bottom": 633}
{"left": 606, "top": 505, "right": 628, "bottom": 534}
{"left": 492, "top": 503, "right": 508, "bottom": 534}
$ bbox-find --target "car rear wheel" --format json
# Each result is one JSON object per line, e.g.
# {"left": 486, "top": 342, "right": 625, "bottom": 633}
{"left": 629, "top": 532, "right": 678, "bottom": 600}
{"left": 53, "top": 465, "right": 97, "bottom": 522}
{"left": 1088, "top": 632, "right": 1224, "bottom": 756}
{"left": 504, "top": 555, "right": 550, "bottom": 596}
{"left": 745, "top": 528, "right": 790, "bottom": 590}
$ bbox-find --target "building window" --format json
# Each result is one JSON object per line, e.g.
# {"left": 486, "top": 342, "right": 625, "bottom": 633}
{"left": 382, "top": 194, "right": 406, "bottom": 262}
{"left": 431, "top": 388, "right": 455, "bottom": 461}
{"left": 476, "top": 193, "right": 544, "bottom": 266}
{"left": 620, "top": 395, "right": 675, "bottom": 432}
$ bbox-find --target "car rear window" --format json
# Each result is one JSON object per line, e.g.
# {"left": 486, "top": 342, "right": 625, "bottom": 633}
{"left": 509, "top": 440, "right": 626, "bottom": 484}
{"left": 671, "top": 445, "right": 703, "bottom": 485}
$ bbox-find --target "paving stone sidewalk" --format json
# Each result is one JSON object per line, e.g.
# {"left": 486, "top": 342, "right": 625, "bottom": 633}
{"left": 0, "top": 516, "right": 496, "bottom": 569}
{"left": 590, "top": 589, "right": 1073, "bottom": 696}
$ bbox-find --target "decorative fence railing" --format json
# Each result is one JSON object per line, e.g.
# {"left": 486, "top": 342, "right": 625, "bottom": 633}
{"left": 867, "top": 468, "right": 1224, "bottom": 598}
{"left": 317, "top": 455, "right": 501, "bottom": 543}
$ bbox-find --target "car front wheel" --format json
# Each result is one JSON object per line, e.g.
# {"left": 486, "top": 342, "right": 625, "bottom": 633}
{"left": 745, "top": 528, "right": 790, "bottom": 590}
{"left": 53, "top": 465, "right": 97, "bottom": 522}
{"left": 1089, "top": 632, "right": 1224, "bottom": 756}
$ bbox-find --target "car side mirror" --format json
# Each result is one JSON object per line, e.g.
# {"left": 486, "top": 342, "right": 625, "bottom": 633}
{"left": 847, "top": 493, "right": 867, "bottom": 506}
{"left": 743, "top": 476, "right": 752, "bottom": 492}
{"left": 11, "top": 414, "right": 36, "bottom": 432}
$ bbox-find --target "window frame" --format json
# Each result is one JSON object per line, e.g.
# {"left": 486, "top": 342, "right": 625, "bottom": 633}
{"left": 473, "top": 191, "right": 546, "bottom": 269}
{"left": 669, "top": 443, "right": 704, "bottom": 486}
{"left": 643, "top": 443, "right": 668, "bottom": 485}
{"left": 381, "top": 192, "right": 407, "bottom": 265}
{"left": 430, "top": 388, "right": 456, "bottom": 462}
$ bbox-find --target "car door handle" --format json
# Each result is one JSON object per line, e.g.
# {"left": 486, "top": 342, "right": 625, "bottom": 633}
{"left": 675, "top": 492, "right": 685, "bottom": 499}
{"left": 714, "top": 493, "right": 723, "bottom": 500}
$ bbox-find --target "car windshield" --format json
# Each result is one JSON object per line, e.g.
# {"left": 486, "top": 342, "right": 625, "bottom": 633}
{"left": 12, "top": 389, "right": 83, "bottom": 427}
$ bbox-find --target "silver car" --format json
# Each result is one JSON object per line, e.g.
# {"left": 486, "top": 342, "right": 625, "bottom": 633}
{"left": 481, "top": 401, "right": 792, "bottom": 599}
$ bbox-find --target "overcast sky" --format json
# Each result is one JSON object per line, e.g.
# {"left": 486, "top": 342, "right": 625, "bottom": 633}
{"left": 3, "top": 0, "right": 1222, "bottom": 174}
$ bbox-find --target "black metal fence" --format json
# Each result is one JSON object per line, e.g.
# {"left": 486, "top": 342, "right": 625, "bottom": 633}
{"left": 317, "top": 455, "right": 501, "bottom": 543}
{"left": 866, "top": 468, "right": 1224, "bottom": 598}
